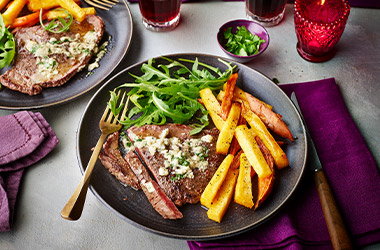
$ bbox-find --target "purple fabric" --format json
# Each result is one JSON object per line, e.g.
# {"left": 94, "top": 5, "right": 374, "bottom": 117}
{"left": 128, "top": 0, "right": 380, "bottom": 8}
{"left": 0, "top": 111, "right": 59, "bottom": 232}
{"left": 188, "top": 78, "right": 380, "bottom": 249}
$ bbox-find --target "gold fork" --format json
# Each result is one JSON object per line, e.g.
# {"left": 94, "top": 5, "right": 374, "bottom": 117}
{"left": 61, "top": 91, "right": 128, "bottom": 220}
{"left": 84, "top": 0, "right": 119, "bottom": 10}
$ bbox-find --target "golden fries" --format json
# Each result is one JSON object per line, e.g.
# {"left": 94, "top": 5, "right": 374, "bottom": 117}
{"left": 0, "top": 0, "right": 10, "bottom": 12}
{"left": 216, "top": 103, "right": 241, "bottom": 154}
{"left": 221, "top": 73, "right": 238, "bottom": 120}
{"left": 245, "top": 92, "right": 293, "bottom": 141}
{"left": 235, "top": 125, "right": 272, "bottom": 178}
{"left": 2, "top": 0, "right": 27, "bottom": 27}
{"left": 242, "top": 106, "right": 289, "bottom": 169}
{"left": 199, "top": 88, "right": 225, "bottom": 130}
{"left": 218, "top": 88, "right": 273, "bottom": 110}
{"left": 234, "top": 153, "right": 254, "bottom": 208}
{"left": 28, "top": 0, "right": 81, "bottom": 12}
{"left": 200, "top": 154, "right": 234, "bottom": 208}
{"left": 46, "top": 7, "right": 96, "bottom": 20}
{"left": 207, "top": 168, "right": 239, "bottom": 223}
{"left": 56, "top": 0, "right": 85, "bottom": 22}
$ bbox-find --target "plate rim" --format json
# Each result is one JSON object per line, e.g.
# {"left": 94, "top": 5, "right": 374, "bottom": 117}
{"left": 76, "top": 53, "right": 308, "bottom": 240}
{"left": 0, "top": 1, "right": 133, "bottom": 110}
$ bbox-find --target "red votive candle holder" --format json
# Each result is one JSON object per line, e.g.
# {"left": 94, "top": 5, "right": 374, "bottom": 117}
{"left": 294, "top": 0, "right": 350, "bottom": 62}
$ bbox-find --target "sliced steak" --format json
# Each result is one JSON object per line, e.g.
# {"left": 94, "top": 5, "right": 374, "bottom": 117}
{"left": 124, "top": 151, "right": 183, "bottom": 219}
{"left": 128, "top": 124, "right": 224, "bottom": 206}
{"left": 99, "top": 132, "right": 140, "bottom": 190}
{"left": 0, "top": 15, "right": 105, "bottom": 95}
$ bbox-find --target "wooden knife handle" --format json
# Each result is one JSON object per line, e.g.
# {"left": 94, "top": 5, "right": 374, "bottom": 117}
{"left": 314, "top": 169, "right": 353, "bottom": 250}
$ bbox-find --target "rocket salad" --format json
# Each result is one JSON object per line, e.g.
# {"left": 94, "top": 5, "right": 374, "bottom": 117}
{"left": 108, "top": 57, "right": 236, "bottom": 135}
{"left": 0, "top": 15, "right": 16, "bottom": 69}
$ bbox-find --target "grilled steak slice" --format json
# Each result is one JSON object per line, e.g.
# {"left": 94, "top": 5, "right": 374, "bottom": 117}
{"left": 0, "top": 15, "right": 105, "bottom": 95}
{"left": 128, "top": 124, "right": 224, "bottom": 206}
{"left": 99, "top": 132, "right": 140, "bottom": 190}
{"left": 124, "top": 151, "right": 183, "bottom": 219}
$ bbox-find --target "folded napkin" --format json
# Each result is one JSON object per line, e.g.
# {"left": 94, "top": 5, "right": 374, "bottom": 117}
{"left": 127, "top": 0, "right": 380, "bottom": 9}
{"left": 0, "top": 111, "right": 59, "bottom": 232}
{"left": 188, "top": 78, "right": 380, "bottom": 249}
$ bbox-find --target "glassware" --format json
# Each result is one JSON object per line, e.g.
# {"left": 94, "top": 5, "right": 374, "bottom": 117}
{"left": 294, "top": 0, "right": 350, "bottom": 62}
{"left": 139, "top": 0, "right": 181, "bottom": 31}
{"left": 245, "top": 0, "right": 288, "bottom": 26}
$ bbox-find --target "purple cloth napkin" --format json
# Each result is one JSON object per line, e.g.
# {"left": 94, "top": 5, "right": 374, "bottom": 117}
{"left": 0, "top": 111, "right": 59, "bottom": 232}
{"left": 188, "top": 78, "right": 380, "bottom": 249}
{"left": 127, "top": 0, "right": 380, "bottom": 8}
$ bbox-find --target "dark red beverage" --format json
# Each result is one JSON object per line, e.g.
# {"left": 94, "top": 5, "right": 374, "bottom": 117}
{"left": 246, "top": 0, "right": 287, "bottom": 26}
{"left": 139, "top": 0, "right": 181, "bottom": 23}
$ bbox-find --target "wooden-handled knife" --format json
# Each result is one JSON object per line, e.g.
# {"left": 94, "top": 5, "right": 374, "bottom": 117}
{"left": 291, "top": 92, "right": 353, "bottom": 250}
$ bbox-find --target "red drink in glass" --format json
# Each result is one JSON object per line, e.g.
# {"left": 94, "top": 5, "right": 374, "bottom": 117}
{"left": 294, "top": 0, "right": 350, "bottom": 62}
{"left": 139, "top": 0, "right": 181, "bottom": 31}
{"left": 246, "top": 0, "right": 287, "bottom": 26}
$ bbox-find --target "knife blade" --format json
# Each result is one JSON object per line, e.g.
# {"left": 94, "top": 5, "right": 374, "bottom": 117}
{"left": 291, "top": 92, "right": 353, "bottom": 250}
{"left": 290, "top": 92, "right": 323, "bottom": 173}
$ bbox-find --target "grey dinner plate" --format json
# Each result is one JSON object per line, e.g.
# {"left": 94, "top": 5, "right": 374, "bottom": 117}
{"left": 77, "top": 53, "right": 307, "bottom": 240}
{"left": 0, "top": 1, "right": 132, "bottom": 110}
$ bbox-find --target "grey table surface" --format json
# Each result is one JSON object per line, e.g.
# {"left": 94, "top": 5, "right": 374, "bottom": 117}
{"left": 0, "top": 2, "right": 379, "bottom": 250}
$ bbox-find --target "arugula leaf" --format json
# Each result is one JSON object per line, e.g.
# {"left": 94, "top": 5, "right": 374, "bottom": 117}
{"left": 223, "top": 26, "right": 266, "bottom": 56}
{"left": 39, "top": 8, "right": 73, "bottom": 34}
{"left": 0, "top": 15, "right": 15, "bottom": 69}
{"left": 108, "top": 57, "right": 236, "bottom": 134}
{"left": 108, "top": 90, "right": 124, "bottom": 116}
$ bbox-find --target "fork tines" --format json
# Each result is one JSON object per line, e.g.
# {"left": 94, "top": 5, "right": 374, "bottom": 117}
{"left": 84, "top": 0, "right": 119, "bottom": 11}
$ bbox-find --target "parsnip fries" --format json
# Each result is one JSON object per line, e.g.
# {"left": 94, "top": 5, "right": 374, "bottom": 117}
{"left": 201, "top": 154, "right": 234, "bottom": 208}
{"left": 234, "top": 153, "right": 254, "bottom": 208}
{"left": 1, "top": 0, "right": 95, "bottom": 28}
{"left": 199, "top": 73, "right": 293, "bottom": 223}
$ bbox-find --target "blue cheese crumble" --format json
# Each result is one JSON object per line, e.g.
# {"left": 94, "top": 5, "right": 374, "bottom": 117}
{"left": 129, "top": 129, "right": 212, "bottom": 180}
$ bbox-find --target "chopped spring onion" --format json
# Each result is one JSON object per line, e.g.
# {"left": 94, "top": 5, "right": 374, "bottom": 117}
{"left": 39, "top": 8, "right": 73, "bottom": 34}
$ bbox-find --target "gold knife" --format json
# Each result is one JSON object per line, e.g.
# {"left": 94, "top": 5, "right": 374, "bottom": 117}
{"left": 291, "top": 92, "right": 353, "bottom": 250}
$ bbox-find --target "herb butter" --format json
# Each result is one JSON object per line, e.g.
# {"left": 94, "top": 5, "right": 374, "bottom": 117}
{"left": 25, "top": 31, "right": 98, "bottom": 80}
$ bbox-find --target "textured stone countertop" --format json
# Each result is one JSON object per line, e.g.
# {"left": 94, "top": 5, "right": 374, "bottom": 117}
{"left": 0, "top": 2, "right": 378, "bottom": 249}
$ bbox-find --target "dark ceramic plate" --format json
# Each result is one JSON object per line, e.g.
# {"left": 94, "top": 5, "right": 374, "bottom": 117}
{"left": 77, "top": 54, "right": 307, "bottom": 240}
{"left": 0, "top": 1, "right": 132, "bottom": 110}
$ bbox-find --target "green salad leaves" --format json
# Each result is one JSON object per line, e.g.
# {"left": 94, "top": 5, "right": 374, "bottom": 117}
{"left": 224, "top": 26, "right": 266, "bottom": 56}
{"left": 108, "top": 57, "right": 236, "bottom": 135}
{"left": 0, "top": 15, "right": 16, "bottom": 69}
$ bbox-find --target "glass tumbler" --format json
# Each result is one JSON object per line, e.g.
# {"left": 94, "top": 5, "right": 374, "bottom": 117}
{"left": 246, "top": 0, "right": 288, "bottom": 26}
{"left": 294, "top": 0, "right": 350, "bottom": 62}
{"left": 139, "top": 0, "right": 181, "bottom": 31}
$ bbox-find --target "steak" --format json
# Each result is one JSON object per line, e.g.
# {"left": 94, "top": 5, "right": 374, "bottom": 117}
{"left": 124, "top": 151, "right": 183, "bottom": 219}
{"left": 99, "top": 132, "right": 140, "bottom": 190}
{"left": 0, "top": 15, "right": 105, "bottom": 95}
{"left": 128, "top": 124, "right": 224, "bottom": 206}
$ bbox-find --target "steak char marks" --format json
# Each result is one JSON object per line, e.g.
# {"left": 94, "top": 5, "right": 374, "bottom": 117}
{"left": 0, "top": 15, "right": 105, "bottom": 95}
{"left": 128, "top": 124, "right": 224, "bottom": 206}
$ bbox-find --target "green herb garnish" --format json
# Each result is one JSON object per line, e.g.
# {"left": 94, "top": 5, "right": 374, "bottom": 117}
{"left": 39, "top": 8, "right": 73, "bottom": 34}
{"left": 170, "top": 174, "right": 186, "bottom": 181}
{"left": 223, "top": 26, "right": 266, "bottom": 56}
{"left": 109, "top": 57, "right": 236, "bottom": 135}
{"left": 0, "top": 15, "right": 15, "bottom": 69}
